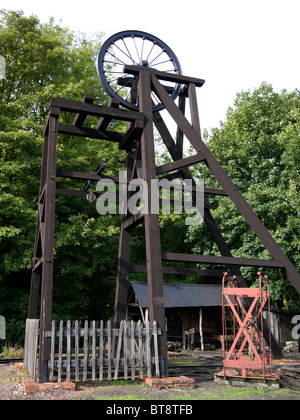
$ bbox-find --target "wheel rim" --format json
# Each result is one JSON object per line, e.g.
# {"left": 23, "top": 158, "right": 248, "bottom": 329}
{"left": 97, "top": 30, "right": 182, "bottom": 111}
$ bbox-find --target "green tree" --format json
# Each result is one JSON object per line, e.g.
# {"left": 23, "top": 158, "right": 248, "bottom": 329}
{"left": 0, "top": 10, "right": 125, "bottom": 345}
{"left": 188, "top": 83, "right": 300, "bottom": 310}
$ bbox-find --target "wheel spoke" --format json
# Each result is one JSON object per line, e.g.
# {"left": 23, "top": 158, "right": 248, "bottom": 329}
{"left": 107, "top": 50, "right": 127, "bottom": 66}
{"left": 122, "top": 38, "right": 137, "bottom": 65}
{"left": 132, "top": 36, "right": 141, "bottom": 63}
{"left": 114, "top": 43, "right": 137, "bottom": 64}
{"left": 149, "top": 49, "right": 165, "bottom": 66}
{"left": 151, "top": 58, "right": 173, "bottom": 68}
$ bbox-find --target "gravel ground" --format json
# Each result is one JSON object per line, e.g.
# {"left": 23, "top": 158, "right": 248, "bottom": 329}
{"left": 1, "top": 349, "right": 300, "bottom": 400}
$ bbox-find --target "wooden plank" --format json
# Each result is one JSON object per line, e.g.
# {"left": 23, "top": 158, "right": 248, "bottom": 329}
{"left": 124, "top": 65, "right": 205, "bottom": 87}
{"left": 99, "top": 320, "right": 104, "bottom": 381}
{"left": 50, "top": 97, "right": 144, "bottom": 122}
{"left": 156, "top": 153, "right": 205, "bottom": 176}
{"left": 58, "top": 320, "right": 63, "bottom": 383}
{"left": 137, "top": 321, "right": 143, "bottom": 380}
{"left": 131, "top": 320, "right": 135, "bottom": 380}
{"left": 119, "top": 119, "right": 144, "bottom": 150}
{"left": 66, "top": 320, "right": 71, "bottom": 382}
{"left": 75, "top": 320, "right": 79, "bottom": 382}
{"left": 50, "top": 320, "right": 55, "bottom": 382}
{"left": 114, "top": 320, "right": 124, "bottom": 380}
{"left": 72, "top": 93, "right": 94, "bottom": 127}
{"left": 153, "top": 321, "right": 160, "bottom": 378}
{"left": 107, "top": 320, "right": 112, "bottom": 381}
{"left": 96, "top": 98, "right": 120, "bottom": 130}
{"left": 176, "top": 92, "right": 186, "bottom": 158}
{"left": 146, "top": 321, "right": 151, "bottom": 378}
{"left": 123, "top": 322, "right": 128, "bottom": 380}
{"left": 92, "top": 321, "right": 96, "bottom": 381}
{"left": 123, "top": 212, "right": 144, "bottom": 230}
{"left": 24, "top": 319, "right": 39, "bottom": 381}
{"left": 188, "top": 83, "right": 201, "bottom": 134}
{"left": 57, "top": 123, "right": 123, "bottom": 142}
{"left": 56, "top": 188, "right": 86, "bottom": 197}
{"left": 83, "top": 320, "right": 88, "bottom": 381}
{"left": 129, "top": 264, "right": 228, "bottom": 277}
{"left": 162, "top": 252, "right": 284, "bottom": 268}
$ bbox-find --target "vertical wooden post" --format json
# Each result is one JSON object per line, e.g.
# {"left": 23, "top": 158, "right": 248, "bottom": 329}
{"left": 38, "top": 107, "right": 59, "bottom": 383}
{"left": 138, "top": 70, "right": 168, "bottom": 376}
{"left": 199, "top": 308, "right": 204, "bottom": 351}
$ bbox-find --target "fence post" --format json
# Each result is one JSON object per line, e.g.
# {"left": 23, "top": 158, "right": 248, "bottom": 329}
{"left": 92, "top": 321, "right": 96, "bottom": 381}
{"left": 83, "top": 320, "right": 88, "bottom": 381}
{"left": 137, "top": 320, "right": 143, "bottom": 380}
{"left": 123, "top": 321, "right": 128, "bottom": 380}
{"left": 99, "top": 320, "right": 104, "bottom": 381}
{"left": 24, "top": 319, "right": 39, "bottom": 380}
{"left": 58, "top": 320, "right": 63, "bottom": 382}
{"left": 107, "top": 320, "right": 112, "bottom": 380}
{"left": 146, "top": 320, "right": 151, "bottom": 378}
{"left": 153, "top": 321, "right": 160, "bottom": 378}
{"left": 75, "top": 320, "right": 79, "bottom": 382}
{"left": 66, "top": 320, "right": 71, "bottom": 382}
{"left": 114, "top": 320, "right": 124, "bottom": 380}
{"left": 49, "top": 320, "right": 56, "bottom": 382}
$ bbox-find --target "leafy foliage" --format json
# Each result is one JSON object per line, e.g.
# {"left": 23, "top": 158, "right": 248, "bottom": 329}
{"left": 0, "top": 10, "right": 124, "bottom": 345}
{"left": 188, "top": 83, "right": 300, "bottom": 310}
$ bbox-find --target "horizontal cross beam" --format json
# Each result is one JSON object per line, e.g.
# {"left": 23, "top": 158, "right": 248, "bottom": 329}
{"left": 162, "top": 252, "right": 284, "bottom": 269}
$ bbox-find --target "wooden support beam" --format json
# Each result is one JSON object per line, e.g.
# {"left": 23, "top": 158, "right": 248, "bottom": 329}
{"left": 156, "top": 153, "right": 205, "bottom": 175}
{"left": 49, "top": 97, "right": 144, "bottom": 123}
{"left": 72, "top": 93, "right": 95, "bottom": 127}
{"left": 38, "top": 108, "right": 59, "bottom": 383}
{"left": 124, "top": 65, "right": 205, "bottom": 88}
{"left": 57, "top": 123, "right": 123, "bottom": 142}
{"left": 96, "top": 98, "right": 120, "bottom": 130}
{"left": 130, "top": 265, "right": 230, "bottom": 277}
{"left": 162, "top": 252, "right": 285, "bottom": 269}
{"left": 138, "top": 69, "right": 168, "bottom": 374}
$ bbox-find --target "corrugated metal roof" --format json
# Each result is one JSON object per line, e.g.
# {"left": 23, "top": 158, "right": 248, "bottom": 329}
{"left": 130, "top": 281, "right": 222, "bottom": 308}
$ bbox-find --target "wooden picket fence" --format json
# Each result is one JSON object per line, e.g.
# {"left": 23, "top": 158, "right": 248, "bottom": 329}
{"left": 47, "top": 319, "right": 161, "bottom": 383}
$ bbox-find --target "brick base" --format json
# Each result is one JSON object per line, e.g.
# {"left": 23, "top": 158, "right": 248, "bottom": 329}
{"left": 22, "top": 379, "right": 76, "bottom": 393}
{"left": 145, "top": 376, "right": 195, "bottom": 389}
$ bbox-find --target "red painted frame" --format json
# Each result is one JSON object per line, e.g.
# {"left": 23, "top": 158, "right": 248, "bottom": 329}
{"left": 222, "top": 272, "right": 272, "bottom": 379}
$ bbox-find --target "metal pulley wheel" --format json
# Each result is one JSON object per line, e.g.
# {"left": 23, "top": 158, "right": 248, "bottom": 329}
{"left": 96, "top": 30, "right": 182, "bottom": 111}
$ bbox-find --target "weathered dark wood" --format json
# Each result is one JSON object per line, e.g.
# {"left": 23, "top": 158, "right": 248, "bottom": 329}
{"left": 119, "top": 119, "right": 144, "bottom": 150}
{"left": 162, "top": 252, "right": 284, "bottom": 268}
{"left": 38, "top": 108, "right": 59, "bottom": 383}
{"left": 124, "top": 65, "right": 205, "bottom": 87}
{"left": 138, "top": 69, "right": 168, "bottom": 375}
{"left": 72, "top": 93, "right": 95, "bottom": 127}
{"left": 50, "top": 97, "right": 144, "bottom": 122}
{"left": 56, "top": 188, "right": 86, "bottom": 197}
{"left": 57, "top": 123, "right": 123, "bottom": 142}
{"left": 156, "top": 153, "right": 205, "bottom": 175}
{"left": 96, "top": 98, "right": 120, "bottom": 130}
{"left": 129, "top": 265, "right": 230, "bottom": 277}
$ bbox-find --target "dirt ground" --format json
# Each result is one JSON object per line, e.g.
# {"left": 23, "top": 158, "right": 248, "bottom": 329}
{"left": 1, "top": 349, "right": 300, "bottom": 401}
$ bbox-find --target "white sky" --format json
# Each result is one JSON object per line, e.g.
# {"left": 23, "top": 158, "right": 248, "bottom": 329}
{"left": 3, "top": 0, "right": 300, "bottom": 134}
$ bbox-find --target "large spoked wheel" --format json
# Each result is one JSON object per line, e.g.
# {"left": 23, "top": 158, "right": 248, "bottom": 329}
{"left": 97, "top": 30, "right": 182, "bottom": 111}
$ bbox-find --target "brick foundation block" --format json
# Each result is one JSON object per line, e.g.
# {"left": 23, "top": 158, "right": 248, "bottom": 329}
{"left": 22, "top": 379, "right": 76, "bottom": 393}
{"left": 145, "top": 376, "right": 195, "bottom": 389}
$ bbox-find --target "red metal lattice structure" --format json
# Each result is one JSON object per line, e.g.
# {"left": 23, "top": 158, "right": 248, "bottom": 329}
{"left": 221, "top": 272, "right": 273, "bottom": 381}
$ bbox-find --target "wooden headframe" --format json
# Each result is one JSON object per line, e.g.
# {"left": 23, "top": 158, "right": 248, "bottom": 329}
{"left": 28, "top": 67, "right": 300, "bottom": 382}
